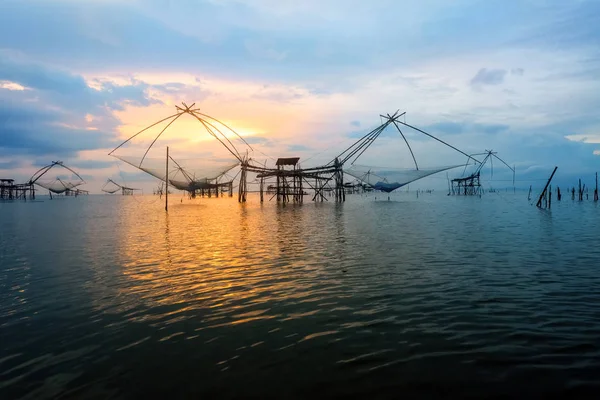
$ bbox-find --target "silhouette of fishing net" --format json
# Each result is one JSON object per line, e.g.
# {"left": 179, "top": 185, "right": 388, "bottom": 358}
{"left": 114, "top": 155, "right": 239, "bottom": 191}
{"left": 101, "top": 179, "right": 122, "bottom": 194}
{"left": 345, "top": 164, "right": 461, "bottom": 192}
{"left": 28, "top": 161, "right": 85, "bottom": 194}
{"left": 35, "top": 179, "right": 84, "bottom": 194}
{"left": 108, "top": 104, "right": 253, "bottom": 191}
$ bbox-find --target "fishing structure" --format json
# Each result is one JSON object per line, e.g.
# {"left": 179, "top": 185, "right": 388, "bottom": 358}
{"left": 65, "top": 188, "right": 89, "bottom": 196}
{"left": 27, "top": 161, "right": 86, "bottom": 199}
{"left": 342, "top": 112, "right": 477, "bottom": 195}
{"left": 0, "top": 178, "right": 35, "bottom": 201}
{"left": 536, "top": 166, "right": 558, "bottom": 209}
{"left": 451, "top": 150, "right": 514, "bottom": 195}
{"left": 109, "top": 103, "right": 247, "bottom": 203}
{"left": 101, "top": 179, "right": 141, "bottom": 195}
{"left": 110, "top": 104, "right": 481, "bottom": 208}
{"left": 246, "top": 111, "right": 477, "bottom": 203}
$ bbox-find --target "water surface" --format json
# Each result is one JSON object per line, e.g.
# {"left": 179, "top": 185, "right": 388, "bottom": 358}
{"left": 1, "top": 192, "right": 600, "bottom": 398}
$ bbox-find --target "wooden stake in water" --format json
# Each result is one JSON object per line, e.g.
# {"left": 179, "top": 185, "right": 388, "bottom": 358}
{"left": 165, "top": 146, "right": 169, "bottom": 212}
{"left": 537, "top": 166, "right": 557, "bottom": 208}
{"left": 595, "top": 172, "right": 599, "bottom": 202}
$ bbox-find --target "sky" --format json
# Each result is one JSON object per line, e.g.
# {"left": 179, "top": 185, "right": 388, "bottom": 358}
{"left": 1, "top": 0, "right": 599, "bottom": 193}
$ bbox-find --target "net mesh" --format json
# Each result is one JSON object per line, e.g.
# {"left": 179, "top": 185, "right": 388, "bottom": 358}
{"left": 344, "top": 164, "right": 462, "bottom": 192}
{"left": 30, "top": 162, "right": 85, "bottom": 194}
{"left": 35, "top": 178, "right": 84, "bottom": 194}
{"left": 101, "top": 180, "right": 121, "bottom": 194}
{"left": 114, "top": 155, "right": 239, "bottom": 191}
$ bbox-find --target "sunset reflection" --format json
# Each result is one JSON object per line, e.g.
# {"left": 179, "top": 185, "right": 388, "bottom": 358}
{"left": 92, "top": 196, "right": 352, "bottom": 332}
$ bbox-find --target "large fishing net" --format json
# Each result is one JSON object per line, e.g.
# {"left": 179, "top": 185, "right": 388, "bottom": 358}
{"left": 29, "top": 162, "right": 85, "bottom": 194}
{"left": 109, "top": 104, "right": 251, "bottom": 191}
{"left": 113, "top": 155, "right": 239, "bottom": 191}
{"left": 101, "top": 179, "right": 122, "bottom": 194}
{"left": 345, "top": 164, "right": 462, "bottom": 192}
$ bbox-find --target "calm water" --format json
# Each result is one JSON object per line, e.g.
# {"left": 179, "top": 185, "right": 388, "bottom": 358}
{"left": 1, "top": 192, "right": 600, "bottom": 399}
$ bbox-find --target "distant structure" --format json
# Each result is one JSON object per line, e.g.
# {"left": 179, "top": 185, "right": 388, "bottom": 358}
{"left": 28, "top": 161, "right": 86, "bottom": 199}
{"left": 101, "top": 179, "right": 141, "bottom": 195}
{"left": 0, "top": 178, "right": 35, "bottom": 200}
{"left": 65, "top": 188, "right": 89, "bottom": 196}
{"left": 451, "top": 150, "right": 514, "bottom": 195}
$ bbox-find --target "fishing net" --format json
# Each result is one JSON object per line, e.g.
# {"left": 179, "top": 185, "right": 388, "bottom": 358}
{"left": 113, "top": 155, "right": 239, "bottom": 191}
{"left": 35, "top": 178, "right": 83, "bottom": 194}
{"left": 29, "top": 162, "right": 85, "bottom": 194}
{"left": 344, "top": 164, "right": 462, "bottom": 192}
{"left": 101, "top": 179, "right": 121, "bottom": 194}
{"left": 108, "top": 105, "right": 252, "bottom": 191}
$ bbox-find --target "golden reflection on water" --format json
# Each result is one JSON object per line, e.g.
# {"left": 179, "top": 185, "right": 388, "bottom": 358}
{"left": 102, "top": 195, "right": 350, "bottom": 329}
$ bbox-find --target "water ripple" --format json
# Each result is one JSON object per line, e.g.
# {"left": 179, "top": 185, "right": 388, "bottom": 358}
{"left": 1, "top": 193, "right": 600, "bottom": 398}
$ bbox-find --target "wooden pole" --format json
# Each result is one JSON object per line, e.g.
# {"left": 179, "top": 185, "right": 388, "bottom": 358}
{"left": 165, "top": 146, "right": 169, "bottom": 212}
{"left": 260, "top": 177, "right": 264, "bottom": 202}
{"left": 548, "top": 185, "right": 552, "bottom": 209}
{"left": 593, "top": 175, "right": 597, "bottom": 201}
{"left": 536, "top": 166, "right": 558, "bottom": 208}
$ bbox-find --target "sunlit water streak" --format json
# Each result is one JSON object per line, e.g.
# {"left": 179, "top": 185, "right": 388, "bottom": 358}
{"left": 1, "top": 192, "right": 600, "bottom": 398}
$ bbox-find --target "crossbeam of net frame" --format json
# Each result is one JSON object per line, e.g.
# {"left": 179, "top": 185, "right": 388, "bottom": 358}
{"left": 460, "top": 150, "right": 515, "bottom": 185}
{"left": 108, "top": 102, "right": 254, "bottom": 166}
{"left": 167, "top": 155, "right": 234, "bottom": 185}
{"left": 331, "top": 110, "right": 482, "bottom": 168}
{"left": 28, "top": 161, "right": 86, "bottom": 185}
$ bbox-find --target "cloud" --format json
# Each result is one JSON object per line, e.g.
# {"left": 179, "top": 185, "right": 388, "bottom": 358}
{"left": 565, "top": 134, "right": 600, "bottom": 144}
{"left": 1, "top": 0, "right": 600, "bottom": 192}
{"left": 0, "top": 159, "right": 24, "bottom": 170}
{"left": 470, "top": 68, "right": 507, "bottom": 87}
{"left": 425, "top": 122, "right": 464, "bottom": 135}
{"left": 287, "top": 144, "right": 311, "bottom": 152}
{"left": 0, "top": 56, "right": 160, "bottom": 157}
{"left": 244, "top": 39, "right": 287, "bottom": 61}
{"left": 69, "top": 159, "right": 116, "bottom": 170}
{"left": 424, "top": 122, "right": 509, "bottom": 135}
{"left": 243, "top": 136, "right": 272, "bottom": 145}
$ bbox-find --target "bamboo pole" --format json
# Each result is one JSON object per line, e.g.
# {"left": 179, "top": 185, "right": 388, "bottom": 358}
{"left": 536, "top": 166, "right": 557, "bottom": 208}
{"left": 165, "top": 146, "right": 169, "bottom": 212}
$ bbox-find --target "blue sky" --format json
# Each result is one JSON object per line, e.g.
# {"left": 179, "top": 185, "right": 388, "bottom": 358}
{"left": 1, "top": 0, "right": 599, "bottom": 192}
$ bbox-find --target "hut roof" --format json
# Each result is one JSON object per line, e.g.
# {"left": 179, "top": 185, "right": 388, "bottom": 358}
{"left": 276, "top": 157, "right": 300, "bottom": 166}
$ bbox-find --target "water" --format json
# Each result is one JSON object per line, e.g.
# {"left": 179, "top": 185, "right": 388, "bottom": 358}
{"left": 1, "top": 192, "right": 600, "bottom": 398}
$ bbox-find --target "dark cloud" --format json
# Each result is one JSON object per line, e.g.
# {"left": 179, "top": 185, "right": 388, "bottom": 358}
{"left": 511, "top": 68, "right": 525, "bottom": 76}
{"left": 470, "top": 68, "right": 507, "bottom": 86}
{"left": 0, "top": 57, "right": 159, "bottom": 157}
